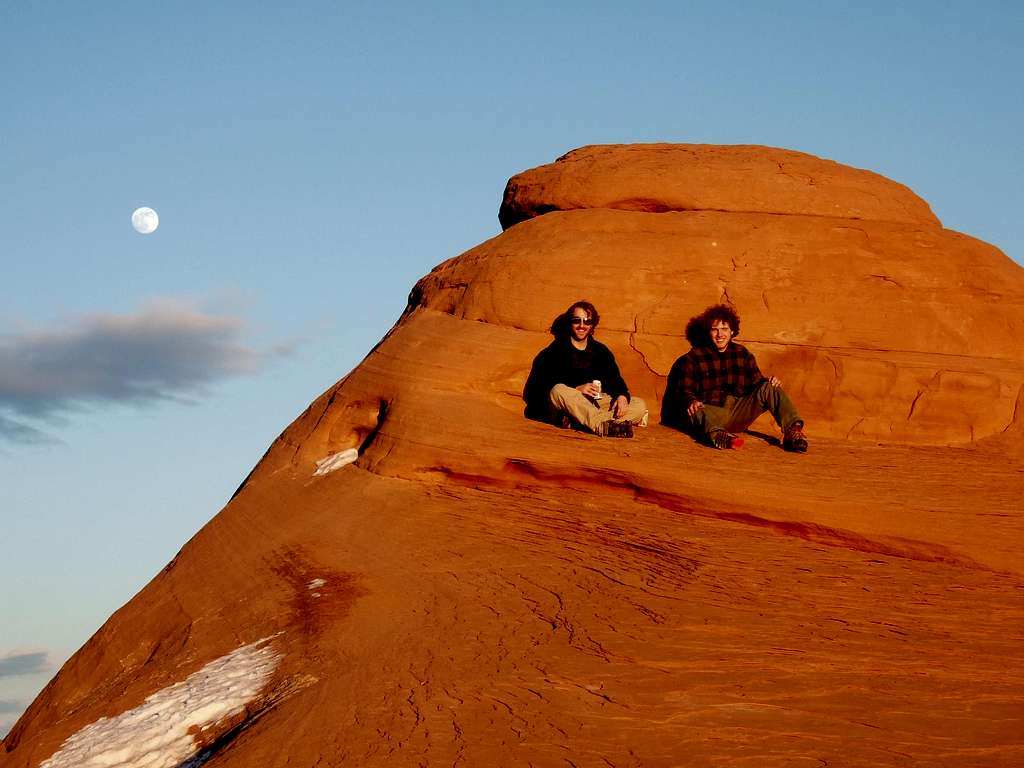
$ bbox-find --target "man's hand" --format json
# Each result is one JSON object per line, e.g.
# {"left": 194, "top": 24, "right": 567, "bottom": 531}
{"left": 576, "top": 382, "right": 600, "bottom": 398}
{"left": 768, "top": 376, "right": 782, "bottom": 387}
{"left": 612, "top": 395, "right": 629, "bottom": 419}
{"left": 687, "top": 400, "right": 703, "bottom": 419}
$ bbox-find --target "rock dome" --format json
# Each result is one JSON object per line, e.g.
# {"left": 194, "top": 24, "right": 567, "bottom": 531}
{"left": 5, "top": 145, "right": 1023, "bottom": 768}
{"left": 436, "top": 144, "right": 1023, "bottom": 445}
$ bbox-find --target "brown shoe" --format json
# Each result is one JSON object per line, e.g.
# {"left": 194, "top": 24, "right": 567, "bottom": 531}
{"left": 783, "top": 422, "right": 808, "bottom": 453}
{"left": 602, "top": 420, "right": 634, "bottom": 438}
{"left": 710, "top": 430, "right": 744, "bottom": 450}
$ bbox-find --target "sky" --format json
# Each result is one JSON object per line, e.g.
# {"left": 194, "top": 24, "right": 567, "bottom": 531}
{"left": 2, "top": 0, "right": 1022, "bottom": 737}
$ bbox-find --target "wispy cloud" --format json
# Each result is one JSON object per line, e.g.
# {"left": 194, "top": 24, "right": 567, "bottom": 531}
{"left": 0, "top": 300, "right": 297, "bottom": 444}
{"left": 0, "top": 413, "right": 59, "bottom": 445}
{"left": 0, "top": 651, "right": 49, "bottom": 678}
{"left": 0, "top": 652, "right": 54, "bottom": 735}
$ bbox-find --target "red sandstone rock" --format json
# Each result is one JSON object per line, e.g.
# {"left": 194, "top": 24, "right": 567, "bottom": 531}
{"left": 4, "top": 146, "right": 1023, "bottom": 768}
{"left": 423, "top": 206, "right": 1024, "bottom": 445}
{"left": 499, "top": 144, "right": 942, "bottom": 229}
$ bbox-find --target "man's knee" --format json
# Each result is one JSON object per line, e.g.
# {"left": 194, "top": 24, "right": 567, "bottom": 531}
{"left": 692, "top": 403, "right": 728, "bottom": 434}
{"left": 548, "top": 384, "right": 578, "bottom": 408}
{"left": 625, "top": 396, "right": 649, "bottom": 424}
{"left": 750, "top": 379, "right": 786, "bottom": 410}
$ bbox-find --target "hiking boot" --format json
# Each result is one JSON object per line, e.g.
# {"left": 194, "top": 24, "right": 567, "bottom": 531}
{"left": 783, "top": 422, "right": 808, "bottom": 453}
{"left": 602, "top": 420, "right": 634, "bottom": 438}
{"left": 710, "top": 430, "right": 744, "bottom": 450}
{"left": 556, "top": 413, "right": 572, "bottom": 429}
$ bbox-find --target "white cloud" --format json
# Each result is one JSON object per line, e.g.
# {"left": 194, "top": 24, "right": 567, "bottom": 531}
{"left": 0, "top": 300, "right": 297, "bottom": 444}
{"left": 0, "top": 651, "right": 50, "bottom": 678}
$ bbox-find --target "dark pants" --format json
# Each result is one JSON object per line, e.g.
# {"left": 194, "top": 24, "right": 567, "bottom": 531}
{"left": 690, "top": 380, "right": 802, "bottom": 442}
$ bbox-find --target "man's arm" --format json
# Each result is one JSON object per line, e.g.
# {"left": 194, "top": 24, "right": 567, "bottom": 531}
{"left": 597, "top": 344, "right": 631, "bottom": 403}
{"left": 678, "top": 353, "right": 702, "bottom": 410}
{"left": 745, "top": 347, "right": 784, "bottom": 387}
{"left": 742, "top": 346, "right": 770, "bottom": 390}
{"left": 663, "top": 352, "right": 703, "bottom": 425}
{"left": 591, "top": 344, "right": 632, "bottom": 418}
{"left": 523, "top": 347, "right": 556, "bottom": 415}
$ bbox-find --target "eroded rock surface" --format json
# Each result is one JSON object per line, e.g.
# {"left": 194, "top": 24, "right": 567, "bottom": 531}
{"left": 461, "top": 145, "right": 1024, "bottom": 445}
{"left": 499, "top": 144, "right": 941, "bottom": 228}
{"left": 5, "top": 145, "right": 1023, "bottom": 768}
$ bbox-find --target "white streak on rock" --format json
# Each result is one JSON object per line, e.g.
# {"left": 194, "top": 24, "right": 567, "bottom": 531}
{"left": 40, "top": 638, "right": 280, "bottom": 768}
{"left": 313, "top": 448, "right": 359, "bottom": 476}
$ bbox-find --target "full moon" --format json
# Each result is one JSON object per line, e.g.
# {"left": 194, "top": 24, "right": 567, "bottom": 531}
{"left": 131, "top": 207, "right": 159, "bottom": 234}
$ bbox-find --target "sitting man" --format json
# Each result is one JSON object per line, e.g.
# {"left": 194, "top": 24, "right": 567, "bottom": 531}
{"left": 524, "top": 300, "right": 648, "bottom": 438}
{"left": 662, "top": 304, "right": 808, "bottom": 452}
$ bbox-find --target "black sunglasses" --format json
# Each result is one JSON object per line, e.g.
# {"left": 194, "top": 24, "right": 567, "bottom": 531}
{"left": 571, "top": 317, "right": 593, "bottom": 326}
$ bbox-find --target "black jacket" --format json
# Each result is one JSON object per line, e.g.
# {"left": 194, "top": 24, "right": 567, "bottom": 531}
{"left": 523, "top": 337, "right": 631, "bottom": 422}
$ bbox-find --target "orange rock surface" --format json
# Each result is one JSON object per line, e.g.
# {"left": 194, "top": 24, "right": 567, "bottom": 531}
{"left": 499, "top": 144, "right": 941, "bottom": 228}
{"left": 5, "top": 145, "right": 1024, "bottom": 767}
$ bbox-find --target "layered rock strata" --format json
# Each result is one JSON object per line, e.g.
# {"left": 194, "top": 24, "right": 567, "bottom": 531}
{"left": 5, "top": 145, "right": 1023, "bottom": 768}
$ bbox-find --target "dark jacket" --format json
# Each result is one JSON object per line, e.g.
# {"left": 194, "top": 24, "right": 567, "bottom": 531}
{"left": 523, "top": 338, "right": 631, "bottom": 422}
{"left": 662, "top": 342, "right": 765, "bottom": 428}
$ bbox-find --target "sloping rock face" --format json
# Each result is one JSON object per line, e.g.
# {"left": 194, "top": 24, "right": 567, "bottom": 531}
{"left": 491, "top": 144, "right": 1024, "bottom": 445}
{"left": 5, "top": 145, "right": 1024, "bottom": 768}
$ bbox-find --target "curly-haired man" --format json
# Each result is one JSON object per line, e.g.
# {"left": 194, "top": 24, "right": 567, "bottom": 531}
{"left": 523, "top": 300, "right": 648, "bottom": 438}
{"left": 662, "top": 304, "right": 808, "bottom": 451}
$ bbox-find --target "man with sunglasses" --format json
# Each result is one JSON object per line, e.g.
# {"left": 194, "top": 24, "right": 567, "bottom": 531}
{"left": 523, "top": 300, "right": 648, "bottom": 438}
{"left": 662, "top": 303, "right": 808, "bottom": 452}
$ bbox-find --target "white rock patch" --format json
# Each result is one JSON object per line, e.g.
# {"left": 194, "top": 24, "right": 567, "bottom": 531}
{"left": 40, "top": 638, "right": 280, "bottom": 768}
{"left": 307, "top": 578, "right": 326, "bottom": 589}
{"left": 313, "top": 448, "right": 359, "bottom": 476}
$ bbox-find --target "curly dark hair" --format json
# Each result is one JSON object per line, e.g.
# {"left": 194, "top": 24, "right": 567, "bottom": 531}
{"left": 684, "top": 303, "right": 741, "bottom": 348}
{"left": 550, "top": 300, "right": 600, "bottom": 339}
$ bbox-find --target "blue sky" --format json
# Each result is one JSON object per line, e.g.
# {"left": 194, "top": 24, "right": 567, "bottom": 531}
{"left": 2, "top": 1, "right": 1022, "bottom": 735}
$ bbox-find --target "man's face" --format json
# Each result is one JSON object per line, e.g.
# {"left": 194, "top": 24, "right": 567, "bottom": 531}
{"left": 710, "top": 319, "right": 733, "bottom": 351}
{"left": 570, "top": 307, "right": 594, "bottom": 342}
